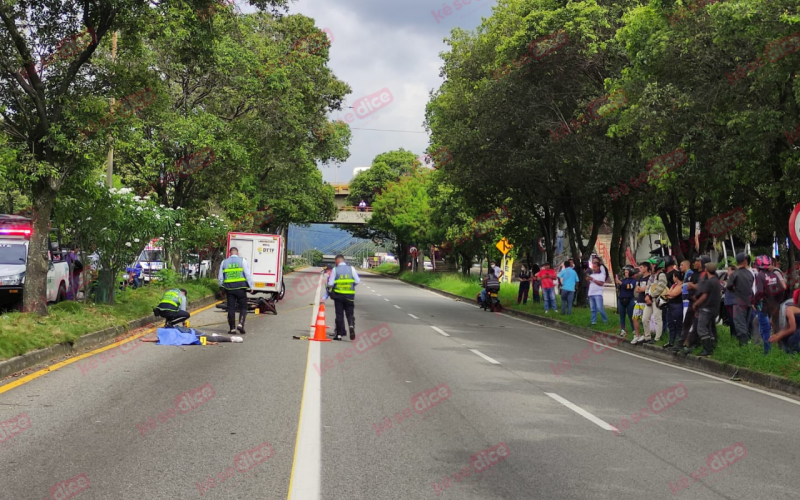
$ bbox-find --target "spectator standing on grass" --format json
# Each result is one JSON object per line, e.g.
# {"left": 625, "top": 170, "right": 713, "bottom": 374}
{"left": 587, "top": 261, "right": 609, "bottom": 325}
{"left": 490, "top": 261, "right": 504, "bottom": 281}
{"left": 643, "top": 260, "right": 668, "bottom": 342}
{"left": 557, "top": 261, "right": 579, "bottom": 315}
{"left": 723, "top": 264, "right": 739, "bottom": 339}
{"left": 727, "top": 252, "right": 754, "bottom": 346}
{"left": 517, "top": 265, "right": 531, "bottom": 305}
{"left": 663, "top": 256, "right": 683, "bottom": 349}
{"left": 615, "top": 267, "right": 637, "bottom": 338}
{"left": 631, "top": 262, "right": 652, "bottom": 345}
{"left": 692, "top": 263, "right": 721, "bottom": 357}
{"left": 753, "top": 255, "right": 785, "bottom": 354}
{"left": 673, "top": 256, "right": 707, "bottom": 354}
{"left": 770, "top": 257, "right": 789, "bottom": 301}
{"left": 530, "top": 262, "right": 541, "bottom": 303}
{"left": 536, "top": 263, "right": 558, "bottom": 313}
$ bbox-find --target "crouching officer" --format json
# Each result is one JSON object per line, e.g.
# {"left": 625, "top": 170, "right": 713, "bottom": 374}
{"left": 324, "top": 254, "right": 360, "bottom": 341}
{"left": 154, "top": 288, "right": 189, "bottom": 327}
{"left": 219, "top": 247, "right": 255, "bottom": 334}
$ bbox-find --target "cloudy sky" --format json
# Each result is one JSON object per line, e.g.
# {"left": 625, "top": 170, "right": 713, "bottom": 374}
{"left": 282, "top": 0, "right": 497, "bottom": 183}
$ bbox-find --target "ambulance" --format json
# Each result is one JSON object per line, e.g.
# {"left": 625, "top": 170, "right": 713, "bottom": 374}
{"left": 226, "top": 232, "right": 285, "bottom": 300}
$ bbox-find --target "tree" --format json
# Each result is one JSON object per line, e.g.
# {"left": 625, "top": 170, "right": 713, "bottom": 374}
{"left": 369, "top": 169, "right": 433, "bottom": 271}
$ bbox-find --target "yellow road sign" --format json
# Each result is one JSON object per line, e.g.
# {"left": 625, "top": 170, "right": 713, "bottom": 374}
{"left": 496, "top": 237, "right": 513, "bottom": 255}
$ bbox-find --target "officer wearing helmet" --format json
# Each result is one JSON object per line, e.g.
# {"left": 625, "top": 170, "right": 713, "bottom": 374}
{"left": 753, "top": 254, "right": 785, "bottom": 354}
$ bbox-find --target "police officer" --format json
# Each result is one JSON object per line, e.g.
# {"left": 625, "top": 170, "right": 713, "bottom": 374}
{"left": 324, "top": 254, "right": 360, "bottom": 341}
{"left": 154, "top": 288, "right": 189, "bottom": 327}
{"left": 219, "top": 247, "right": 254, "bottom": 334}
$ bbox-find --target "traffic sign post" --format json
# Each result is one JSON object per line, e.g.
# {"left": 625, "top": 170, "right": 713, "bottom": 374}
{"left": 790, "top": 202, "right": 800, "bottom": 250}
{"left": 496, "top": 237, "right": 513, "bottom": 255}
{"left": 496, "top": 238, "right": 513, "bottom": 283}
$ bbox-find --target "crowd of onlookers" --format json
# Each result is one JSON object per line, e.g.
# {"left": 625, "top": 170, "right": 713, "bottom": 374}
{"left": 484, "top": 252, "right": 800, "bottom": 358}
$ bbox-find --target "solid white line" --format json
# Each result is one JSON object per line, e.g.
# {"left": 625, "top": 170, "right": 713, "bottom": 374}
{"left": 408, "top": 314, "right": 419, "bottom": 319}
{"left": 545, "top": 393, "right": 618, "bottom": 432}
{"left": 469, "top": 349, "right": 501, "bottom": 365}
{"left": 393, "top": 305, "right": 401, "bottom": 309}
{"left": 431, "top": 326, "right": 450, "bottom": 337}
{"left": 287, "top": 278, "right": 323, "bottom": 500}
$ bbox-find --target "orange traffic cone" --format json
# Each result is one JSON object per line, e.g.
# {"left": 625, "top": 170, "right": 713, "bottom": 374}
{"left": 310, "top": 303, "right": 331, "bottom": 342}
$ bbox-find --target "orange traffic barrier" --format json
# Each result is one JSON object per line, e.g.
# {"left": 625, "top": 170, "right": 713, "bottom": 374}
{"left": 310, "top": 303, "right": 331, "bottom": 342}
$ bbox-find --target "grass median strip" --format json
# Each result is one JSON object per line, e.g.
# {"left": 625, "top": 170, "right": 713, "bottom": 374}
{"left": 0, "top": 279, "right": 219, "bottom": 361}
{"left": 371, "top": 268, "right": 800, "bottom": 383}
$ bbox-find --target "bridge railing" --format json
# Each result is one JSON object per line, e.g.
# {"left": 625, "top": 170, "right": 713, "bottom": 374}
{"left": 339, "top": 206, "right": 373, "bottom": 212}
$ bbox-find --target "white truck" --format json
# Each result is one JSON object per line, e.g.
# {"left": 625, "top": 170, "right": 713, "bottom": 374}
{"left": 226, "top": 232, "right": 285, "bottom": 300}
{"left": 0, "top": 214, "right": 76, "bottom": 309}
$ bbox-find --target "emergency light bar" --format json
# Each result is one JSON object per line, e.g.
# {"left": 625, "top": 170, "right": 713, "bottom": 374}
{"left": 0, "top": 228, "right": 32, "bottom": 237}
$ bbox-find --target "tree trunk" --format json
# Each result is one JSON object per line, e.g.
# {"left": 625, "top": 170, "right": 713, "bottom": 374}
{"left": 23, "top": 186, "right": 57, "bottom": 315}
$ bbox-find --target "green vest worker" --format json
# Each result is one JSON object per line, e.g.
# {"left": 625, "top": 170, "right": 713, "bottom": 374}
{"left": 155, "top": 288, "right": 190, "bottom": 327}
{"left": 219, "top": 247, "right": 255, "bottom": 334}
{"left": 324, "top": 254, "right": 360, "bottom": 341}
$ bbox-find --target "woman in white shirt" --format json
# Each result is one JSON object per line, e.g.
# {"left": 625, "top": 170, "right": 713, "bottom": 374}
{"left": 586, "top": 261, "right": 609, "bottom": 325}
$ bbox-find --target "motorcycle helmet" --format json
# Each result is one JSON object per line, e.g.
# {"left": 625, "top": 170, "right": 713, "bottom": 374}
{"left": 755, "top": 255, "right": 771, "bottom": 270}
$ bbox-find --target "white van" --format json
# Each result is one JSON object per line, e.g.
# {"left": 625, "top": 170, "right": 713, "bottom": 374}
{"left": 227, "top": 232, "right": 285, "bottom": 299}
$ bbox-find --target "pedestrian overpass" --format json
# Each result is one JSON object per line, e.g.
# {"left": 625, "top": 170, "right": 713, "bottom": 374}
{"left": 326, "top": 184, "right": 371, "bottom": 224}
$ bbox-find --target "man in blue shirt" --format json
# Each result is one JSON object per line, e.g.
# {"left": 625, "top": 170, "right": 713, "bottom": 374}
{"left": 557, "top": 261, "right": 579, "bottom": 315}
{"left": 325, "top": 254, "right": 360, "bottom": 340}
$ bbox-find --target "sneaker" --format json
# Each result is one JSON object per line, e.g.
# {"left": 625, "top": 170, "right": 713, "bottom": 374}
{"left": 591, "top": 322, "right": 597, "bottom": 326}
{"left": 334, "top": 334, "right": 342, "bottom": 341}
{"left": 228, "top": 329, "right": 237, "bottom": 334}
{"left": 545, "top": 310, "right": 549, "bottom": 314}
{"left": 630, "top": 336, "right": 640, "bottom": 345}
{"left": 661, "top": 343, "right": 674, "bottom": 349}
{"left": 349, "top": 326, "right": 355, "bottom": 340}
{"left": 231, "top": 336, "right": 244, "bottom": 343}
{"left": 237, "top": 324, "right": 246, "bottom": 334}
{"left": 619, "top": 330, "right": 626, "bottom": 338}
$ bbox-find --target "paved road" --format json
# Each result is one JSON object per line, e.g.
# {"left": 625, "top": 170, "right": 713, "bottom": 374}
{"left": 2, "top": 267, "right": 799, "bottom": 499}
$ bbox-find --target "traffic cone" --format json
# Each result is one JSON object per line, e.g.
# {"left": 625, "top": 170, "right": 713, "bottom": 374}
{"left": 310, "top": 303, "right": 331, "bottom": 342}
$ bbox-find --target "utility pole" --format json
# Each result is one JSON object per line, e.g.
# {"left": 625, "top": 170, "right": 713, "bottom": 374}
{"left": 106, "top": 31, "right": 118, "bottom": 188}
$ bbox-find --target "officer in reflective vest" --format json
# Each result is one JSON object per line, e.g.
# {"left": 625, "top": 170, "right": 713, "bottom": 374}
{"left": 324, "top": 254, "right": 360, "bottom": 340}
{"left": 219, "top": 247, "right": 254, "bottom": 334}
{"left": 155, "top": 288, "right": 189, "bottom": 327}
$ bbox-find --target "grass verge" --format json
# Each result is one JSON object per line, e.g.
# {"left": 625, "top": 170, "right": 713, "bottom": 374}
{"left": 376, "top": 270, "right": 800, "bottom": 383}
{"left": 0, "top": 279, "right": 219, "bottom": 361}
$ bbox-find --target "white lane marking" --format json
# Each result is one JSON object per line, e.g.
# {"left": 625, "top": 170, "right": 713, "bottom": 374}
{"left": 545, "top": 393, "right": 618, "bottom": 432}
{"left": 377, "top": 294, "right": 382, "bottom": 297}
{"left": 408, "top": 314, "right": 419, "bottom": 319}
{"left": 499, "top": 313, "right": 800, "bottom": 407}
{"left": 393, "top": 305, "right": 401, "bottom": 309}
{"left": 384, "top": 298, "right": 390, "bottom": 302}
{"left": 287, "top": 280, "right": 323, "bottom": 500}
{"left": 371, "top": 290, "right": 376, "bottom": 293}
{"left": 469, "top": 349, "right": 501, "bottom": 365}
{"left": 431, "top": 326, "right": 450, "bottom": 337}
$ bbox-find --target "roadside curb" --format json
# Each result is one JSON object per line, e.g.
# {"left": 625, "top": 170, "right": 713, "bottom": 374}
{"left": 0, "top": 294, "right": 220, "bottom": 380}
{"left": 374, "top": 272, "right": 800, "bottom": 399}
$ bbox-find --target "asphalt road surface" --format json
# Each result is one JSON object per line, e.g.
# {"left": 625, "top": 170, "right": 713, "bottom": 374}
{"left": 2, "top": 267, "right": 800, "bottom": 500}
